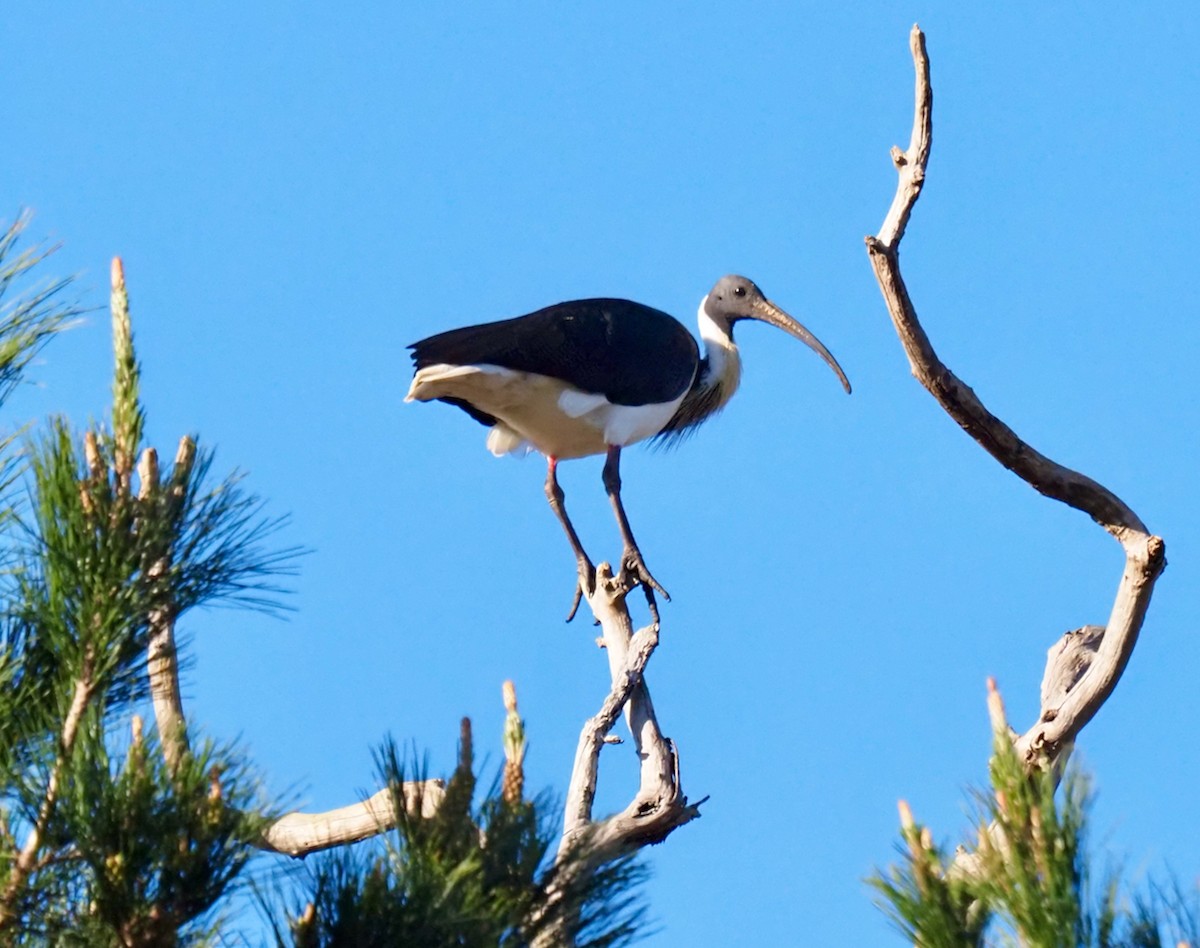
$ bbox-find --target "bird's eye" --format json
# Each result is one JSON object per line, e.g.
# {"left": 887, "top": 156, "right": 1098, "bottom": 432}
{"left": 733, "top": 286, "right": 746, "bottom": 298}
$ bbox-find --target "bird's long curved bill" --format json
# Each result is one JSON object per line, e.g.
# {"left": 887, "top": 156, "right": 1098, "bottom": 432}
{"left": 754, "top": 298, "right": 852, "bottom": 394}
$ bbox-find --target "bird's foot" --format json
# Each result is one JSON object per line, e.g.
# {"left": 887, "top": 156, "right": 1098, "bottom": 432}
{"left": 565, "top": 559, "right": 597, "bottom": 623}
{"left": 618, "top": 547, "right": 670, "bottom": 626}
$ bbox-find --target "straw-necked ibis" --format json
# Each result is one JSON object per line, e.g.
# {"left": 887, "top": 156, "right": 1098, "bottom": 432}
{"left": 406, "top": 274, "right": 850, "bottom": 623}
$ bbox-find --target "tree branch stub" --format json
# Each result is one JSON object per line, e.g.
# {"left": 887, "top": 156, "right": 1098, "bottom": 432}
{"left": 261, "top": 781, "right": 447, "bottom": 858}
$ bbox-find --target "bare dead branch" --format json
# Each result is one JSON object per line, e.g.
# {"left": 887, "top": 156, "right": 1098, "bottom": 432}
{"left": 261, "top": 781, "right": 447, "bottom": 857}
{"left": 561, "top": 564, "right": 700, "bottom": 858}
{"left": 560, "top": 613, "right": 660, "bottom": 846}
{"left": 866, "top": 25, "right": 1166, "bottom": 770}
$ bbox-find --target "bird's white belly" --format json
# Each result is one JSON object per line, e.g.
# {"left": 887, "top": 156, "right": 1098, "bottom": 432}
{"left": 406, "top": 363, "right": 684, "bottom": 460}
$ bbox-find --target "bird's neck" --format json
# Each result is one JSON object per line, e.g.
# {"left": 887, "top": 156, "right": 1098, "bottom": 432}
{"left": 653, "top": 304, "right": 743, "bottom": 440}
{"left": 695, "top": 302, "right": 742, "bottom": 412}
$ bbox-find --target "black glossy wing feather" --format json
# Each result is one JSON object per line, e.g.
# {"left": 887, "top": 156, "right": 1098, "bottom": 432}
{"left": 409, "top": 299, "right": 699, "bottom": 407}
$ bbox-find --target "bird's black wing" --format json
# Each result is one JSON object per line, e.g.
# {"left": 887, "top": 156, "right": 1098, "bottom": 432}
{"left": 409, "top": 299, "right": 699, "bottom": 406}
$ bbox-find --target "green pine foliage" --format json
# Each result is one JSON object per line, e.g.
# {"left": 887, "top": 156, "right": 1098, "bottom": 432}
{"left": 38, "top": 723, "right": 271, "bottom": 945}
{"left": 0, "top": 221, "right": 290, "bottom": 942}
{"left": 869, "top": 690, "right": 1200, "bottom": 947}
{"left": 266, "top": 731, "right": 650, "bottom": 948}
{"left": 870, "top": 820, "right": 986, "bottom": 948}
{"left": 0, "top": 215, "right": 78, "bottom": 408}
{"left": 0, "top": 215, "right": 78, "bottom": 546}
{"left": 969, "top": 743, "right": 1086, "bottom": 945}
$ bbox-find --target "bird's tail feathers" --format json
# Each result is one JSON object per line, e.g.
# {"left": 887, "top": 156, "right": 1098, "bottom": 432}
{"left": 487, "top": 423, "right": 532, "bottom": 457}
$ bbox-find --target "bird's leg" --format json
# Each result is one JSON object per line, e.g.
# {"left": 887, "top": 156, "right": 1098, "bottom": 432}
{"left": 602, "top": 446, "right": 669, "bottom": 625}
{"left": 544, "top": 456, "right": 596, "bottom": 622}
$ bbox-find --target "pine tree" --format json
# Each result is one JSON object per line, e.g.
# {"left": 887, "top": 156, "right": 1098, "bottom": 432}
{"left": 0, "top": 218, "right": 290, "bottom": 943}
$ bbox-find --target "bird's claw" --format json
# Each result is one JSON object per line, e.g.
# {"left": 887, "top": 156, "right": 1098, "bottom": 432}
{"left": 620, "top": 548, "right": 669, "bottom": 600}
{"left": 565, "top": 552, "right": 667, "bottom": 626}
{"left": 619, "top": 548, "right": 669, "bottom": 626}
{"left": 565, "top": 560, "right": 597, "bottom": 623}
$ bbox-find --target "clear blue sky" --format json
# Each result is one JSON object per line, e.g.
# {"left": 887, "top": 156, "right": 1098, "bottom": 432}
{"left": 5, "top": 4, "right": 1198, "bottom": 944}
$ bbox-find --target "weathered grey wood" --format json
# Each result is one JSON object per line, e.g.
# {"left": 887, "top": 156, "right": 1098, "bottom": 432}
{"left": 261, "top": 781, "right": 447, "bottom": 857}
{"left": 1039, "top": 625, "right": 1105, "bottom": 712}
{"left": 562, "top": 565, "right": 700, "bottom": 855}
{"left": 536, "top": 564, "right": 700, "bottom": 947}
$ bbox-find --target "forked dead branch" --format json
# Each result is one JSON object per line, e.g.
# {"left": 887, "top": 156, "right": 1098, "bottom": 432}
{"left": 559, "top": 565, "right": 701, "bottom": 863}
{"left": 530, "top": 559, "right": 702, "bottom": 945}
{"left": 865, "top": 26, "right": 1166, "bottom": 771}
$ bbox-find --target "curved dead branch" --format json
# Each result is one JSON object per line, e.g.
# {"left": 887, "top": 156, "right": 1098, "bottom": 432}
{"left": 866, "top": 25, "right": 1166, "bottom": 770}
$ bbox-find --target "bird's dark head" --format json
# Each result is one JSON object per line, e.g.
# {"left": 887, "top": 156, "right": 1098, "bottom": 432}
{"left": 704, "top": 274, "right": 767, "bottom": 326}
{"left": 702, "top": 274, "right": 851, "bottom": 394}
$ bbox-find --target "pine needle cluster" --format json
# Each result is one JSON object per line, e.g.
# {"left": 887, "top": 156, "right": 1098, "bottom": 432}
{"left": 0, "top": 215, "right": 79, "bottom": 408}
{"left": 268, "top": 722, "right": 649, "bottom": 948}
{"left": 0, "top": 219, "right": 290, "bottom": 943}
{"left": 869, "top": 684, "right": 1200, "bottom": 947}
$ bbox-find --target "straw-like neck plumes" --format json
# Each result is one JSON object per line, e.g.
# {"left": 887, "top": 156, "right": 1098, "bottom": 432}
{"left": 655, "top": 301, "right": 742, "bottom": 441}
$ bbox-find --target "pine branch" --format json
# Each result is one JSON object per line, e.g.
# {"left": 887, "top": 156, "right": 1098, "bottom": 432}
{"left": 51, "top": 716, "right": 274, "bottom": 943}
{"left": 263, "top": 719, "right": 650, "bottom": 948}
{"left": 0, "top": 649, "right": 94, "bottom": 930}
{"left": 0, "top": 213, "right": 79, "bottom": 409}
{"left": 139, "top": 445, "right": 190, "bottom": 775}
